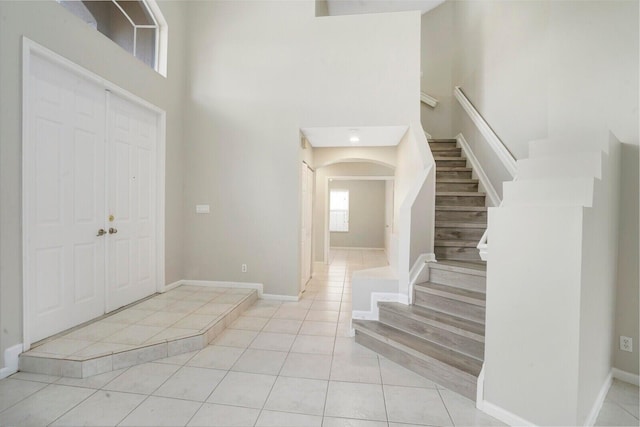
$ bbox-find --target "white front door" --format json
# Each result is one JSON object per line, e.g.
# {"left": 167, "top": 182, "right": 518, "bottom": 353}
{"left": 24, "top": 48, "right": 162, "bottom": 345}
{"left": 25, "top": 55, "right": 107, "bottom": 343}
{"left": 106, "top": 94, "right": 158, "bottom": 311}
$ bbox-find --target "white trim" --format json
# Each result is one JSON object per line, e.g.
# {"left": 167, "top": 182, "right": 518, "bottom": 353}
{"left": 161, "top": 280, "right": 183, "bottom": 293}
{"left": 0, "top": 344, "right": 23, "bottom": 380}
{"left": 584, "top": 372, "right": 613, "bottom": 426}
{"left": 144, "top": 0, "right": 168, "bottom": 77}
{"left": 454, "top": 87, "right": 517, "bottom": 178}
{"left": 180, "top": 280, "right": 299, "bottom": 302}
{"left": 477, "top": 399, "right": 536, "bottom": 427}
{"left": 456, "top": 133, "right": 501, "bottom": 207}
{"left": 330, "top": 247, "right": 385, "bottom": 251}
{"left": 420, "top": 92, "right": 439, "bottom": 108}
{"left": 408, "top": 253, "right": 436, "bottom": 304}
{"left": 352, "top": 292, "right": 409, "bottom": 321}
{"left": 612, "top": 368, "right": 640, "bottom": 386}
{"left": 476, "top": 363, "right": 485, "bottom": 406}
{"left": 21, "top": 38, "right": 167, "bottom": 349}
{"left": 262, "top": 293, "right": 300, "bottom": 302}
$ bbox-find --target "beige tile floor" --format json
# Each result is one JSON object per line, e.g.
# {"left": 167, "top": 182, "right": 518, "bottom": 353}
{"left": 0, "top": 249, "right": 637, "bottom": 426}
{"left": 24, "top": 286, "right": 255, "bottom": 360}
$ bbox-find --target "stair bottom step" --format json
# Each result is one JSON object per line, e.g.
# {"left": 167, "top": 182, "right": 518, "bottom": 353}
{"left": 354, "top": 321, "right": 479, "bottom": 401}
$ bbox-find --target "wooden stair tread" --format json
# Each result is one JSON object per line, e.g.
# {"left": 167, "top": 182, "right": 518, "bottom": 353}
{"left": 437, "top": 167, "right": 473, "bottom": 171}
{"left": 353, "top": 320, "right": 482, "bottom": 377}
{"left": 379, "top": 302, "right": 485, "bottom": 339}
{"left": 415, "top": 282, "right": 486, "bottom": 305}
{"left": 437, "top": 192, "right": 486, "bottom": 197}
{"left": 435, "top": 221, "right": 487, "bottom": 228}
{"left": 434, "top": 156, "right": 465, "bottom": 160}
{"left": 431, "top": 260, "right": 487, "bottom": 274}
{"left": 437, "top": 179, "right": 479, "bottom": 183}
{"left": 436, "top": 206, "right": 487, "bottom": 211}
{"left": 435, "top": 240, "right": 479, "bottom": 247}
{"left": 428, "top": 139, "right": 457, "bottom": 143}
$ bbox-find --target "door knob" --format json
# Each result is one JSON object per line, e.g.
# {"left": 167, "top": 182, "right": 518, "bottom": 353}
{"left": 96, "top": 229, "right": 106, "bottom": 236}
{"left": 109, "top": 227, "right": 118, "bottom": 234}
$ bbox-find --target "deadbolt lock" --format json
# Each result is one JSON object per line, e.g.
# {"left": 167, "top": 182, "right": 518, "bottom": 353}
{"left": 109, "top": 215, "right": 115, "bottom": 222}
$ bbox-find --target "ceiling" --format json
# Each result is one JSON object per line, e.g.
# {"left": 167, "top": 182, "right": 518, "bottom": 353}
{"left": 326, "top": 0, "right": 445, "bottom": 16}
{"left": 301, "top": 126, "right": 408, "bottom": 148}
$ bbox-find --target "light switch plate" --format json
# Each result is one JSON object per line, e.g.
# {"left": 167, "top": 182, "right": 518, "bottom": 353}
{"left": 196, "top": 204, "right": 210, "bottom": 214}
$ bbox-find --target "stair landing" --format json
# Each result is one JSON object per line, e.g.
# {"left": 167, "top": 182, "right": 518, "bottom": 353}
{"left": 19, "top": 285, "right": 258, "bottom": 378}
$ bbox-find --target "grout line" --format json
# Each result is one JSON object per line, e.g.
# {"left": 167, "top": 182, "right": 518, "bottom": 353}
{"left": 436, "top": 386, "right": 456, "bottom": 426}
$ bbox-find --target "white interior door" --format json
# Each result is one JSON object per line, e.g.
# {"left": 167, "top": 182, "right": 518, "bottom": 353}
{"left": 106, "top": 93, "right": 158, "bottom": 311}
{"left": 25, "top": 54, "right": 107, "bottom": 343}
{"left": 300, "top": 163, "right": 314, "bottom": 291}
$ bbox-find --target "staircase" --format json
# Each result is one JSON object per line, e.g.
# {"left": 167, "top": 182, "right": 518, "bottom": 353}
{"left": 353, "top": 138, "right": 488, "bottom": 401}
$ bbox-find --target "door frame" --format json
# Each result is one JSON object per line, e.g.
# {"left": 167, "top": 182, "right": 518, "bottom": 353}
{"left": 324, "top": 176, "right": 394, "bottom": 264}
{"left": 21, "top": 38, "right": 166, "bottom": 350}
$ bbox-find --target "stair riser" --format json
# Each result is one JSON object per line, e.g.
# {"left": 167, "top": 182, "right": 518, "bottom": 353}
{"left": 414, "top": 292, "right": 486, "bottom": 323}
{"left": 431, "top": 149, "right": 462, "bottom": 158}
{"left": 355, "top": 330, "right": 477, "bottom": 401}
{"left": 435, "top": 246, "right": 483, "bottom": 262}
{"left": 429, "top": 142, "right": 457, "bottom": 150}
{"left": 435, "top": 210, "right": 487, "bottom": 223}
{"left": 379, "top": 309, "right": 484, "bottom": 360}
{"left": 435, "top": 227, "right": 485, "bottom": 241}
{"left": 429, "top": 268, "right": 486, "bottom": 293}
{"left": 436, "top": 170, "right": 472, "bottom": 179}
{"left": 436, "top": 196, "right": 486, "bottom": 207}
{"left": 436, "top": 182, "right": 479, "bottom": 192}
{"left": 435, "top": 159, "right": 467, "bottom": 168}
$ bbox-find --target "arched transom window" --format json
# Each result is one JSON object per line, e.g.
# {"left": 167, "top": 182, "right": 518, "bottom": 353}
{"left": 57, "top": 0, "right": 168, "bottom": 76}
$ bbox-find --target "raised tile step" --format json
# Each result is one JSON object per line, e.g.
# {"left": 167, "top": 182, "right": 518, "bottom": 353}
{"left": 19, "top": 286, "right": 259, "bottom": 378}
{"left": 353, "top": 319, "right": 480, "bottom": 400}
{"left": 378, "top": 302, "right": 484, "bottom": 360}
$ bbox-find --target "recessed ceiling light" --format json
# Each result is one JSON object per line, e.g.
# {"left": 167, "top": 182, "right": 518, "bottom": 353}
{"left": 349, "top": 135, "right": 360, "bottom": 143}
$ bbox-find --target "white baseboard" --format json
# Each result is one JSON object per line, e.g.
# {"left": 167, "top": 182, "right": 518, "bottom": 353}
{"left": 261, "top": 293, "right": 300, "bottom": 302}
{"left": 584, "top": 372, "right": 613, "bottom": 426}
{"left": 330, "top": 247, "right": 385, "bottom": 251}
{"left": 179, "top": 280, "right": 298, "bottom": 302}
{"left": 161, "top": 280, "right": 183, "bottom": 293}
{"left": 352, "top": 292, "right": 409, "bottom": 321}
{"left": 477, "top": 399, "right": 536, "bottom": 427}
{"left": 456, "top": 133, "right": 501, "bottom": 207}
{"left": 612, "top": 368, "right": 640, "bottom": 386}
{"left": 476, "top": 363, "right": 485, "bottom": 405}
{"left": 0, "top": 343, "right": 23, "bottom": 380}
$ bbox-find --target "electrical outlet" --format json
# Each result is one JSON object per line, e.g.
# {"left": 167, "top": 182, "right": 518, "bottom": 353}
{"left": 241, "top": 264, "right": 247, "bottom": 273}
{"left": 620, "top": 336, "right": 633, "bottom": 352}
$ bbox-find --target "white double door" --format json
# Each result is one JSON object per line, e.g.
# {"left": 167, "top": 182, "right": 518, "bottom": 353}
{"left": 25, "top": 54, "right": 158, "bottom": 343}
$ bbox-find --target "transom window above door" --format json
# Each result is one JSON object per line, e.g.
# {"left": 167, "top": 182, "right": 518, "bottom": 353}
{"left": 57, "top": 0, "right": 168, "bottom": 76}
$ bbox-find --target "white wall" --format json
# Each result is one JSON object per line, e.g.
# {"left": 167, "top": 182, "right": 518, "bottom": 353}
{"left": 0, "top": 0, "right": 187, "bottom": 368}
{"left": 183, "top": 0, "right": 420, "bottom": 297}
{"left": 313, "top": 162, "right": 394, "bottom": 262}
{"left": 329, "top": 180, "right": 386, "bottom": 249}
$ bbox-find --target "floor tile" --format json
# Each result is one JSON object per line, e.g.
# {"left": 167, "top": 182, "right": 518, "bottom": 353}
{"left": 173, "top": 313, "right": 218, "bottom": 330}
{"left": 188, "top": 403, "right": 260, "bottom": 426}
{"left": 0, "top": 384, "right": 94, "bottom": 426}
{"left": 207, "top": 371, "right": 276, "bottom": 409}
{"left": 280, "top": 353, "right": 332, "bottom": 380}
{"left": 242, "top": 305, "right": 279, "bottom": 318}
{"left": 300, "top": 321, "right": 337, "bottom": 336}
{"left": 384, "top": 385, "right": 452, "bottom": 426}
{"left": 306, "top": 310, "right": 340, "bottom": 322}
{"left": 104, "top": 362, "right": 180, "bottom": 394}
{"left": 146, "top": 327, "right": 195, "bottom": 343}
{"left": 330, "top": 356, "right": 381, "bottom": 384}
{"left": 9, "top": 372, "right": 61, "bottom": 383}
{"left": 231, "top": 349, "right": 287, "bottom": 375}
{"left": 63, "top": 321, "right": 128, "bottom": 341}
{"left": 379, "top": 358, "right": 436, "bottom": 388}
{"left": 324, "top": 381, "right": 387, "bottom": 421}
{"left": 72, "top": 342, "right": 135, "bottom": 358}
{"left": 438, "top": 388, "right": 505, "bottom": 426}
{"left": 0, "top": 378, "right": 47, "bottom": 412}
{"left": 119, "top": 396, "right": 201, "bottom": 426}
{"left": 31, "top": 338, "right": 94, "bottom": 356}
{"left": 273, "top": 307, "right": 309, "bottom": 320}
{"left": 333, "top": 337, "right": 378, "bottom": 358}
{"left": 311, "top": 301, "right": 341, "bottom": 312}
{"left": 291, "top": 335, "right": 336, "bottom": 355}
{"left": 256, "top": 410, "right": 322, "bottom": 426}
{"left": 264, "top": 376, "right": 328, "bottom": 416}
{"left": 101, "top": 324, "right": 165, "bottom": 345}
{"left": 250, "top": 332, "right": 296, "bottom": 352}
{"left": 153, "top": 366, "right": 226, "bottom": 401}
{"left": 56, "top": 368, "right": 126, "bottom": 389}
{"left": 596, "top": 400, "right": 640, "bottom": 426}
{"left": 322, "top": 418, "right": 388, "bottom": 427}
{"left": 230, "top": 316, "right": 269, "bottom": 331}
{"left": 263, "top": 318, "right": 303, "bottom": 334}
{"left": 188, "top": 345, "right": 245, "bottom": 370}
{"left": 213, "top": 329, "right": 258, "bottom": 348}
{"left": 155, "top": 350, "right": 199, "bottom": 366}
{"left": 107, "top": 308, "right": 156, "bottom": 324}
{"left": 136, "top": 311, "right": 187, "bottom": 327}
{"left": 50, "top": 390, "right": 145, "bottom": 426}
{"left": 195, "top": 302, "right": 234, "bottom": 315}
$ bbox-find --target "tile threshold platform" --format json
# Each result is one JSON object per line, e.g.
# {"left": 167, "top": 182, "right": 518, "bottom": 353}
{"left": 20, "top": 285, "right": 258, "bottom": 379}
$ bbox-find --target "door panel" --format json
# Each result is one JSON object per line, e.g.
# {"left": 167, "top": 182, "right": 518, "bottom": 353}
{"left": 27, "top": 54, "right": 106, "bottom": 342}
{"left": 106, "top": 94, "right": 157, "bottom": 311}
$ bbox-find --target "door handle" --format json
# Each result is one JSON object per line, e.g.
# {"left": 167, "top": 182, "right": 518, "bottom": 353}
{"left": 109, "top": 228, "right": 118, "bottom": 234}
{"left": 97, "top": 229, "right": 106, "bottom": 237}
